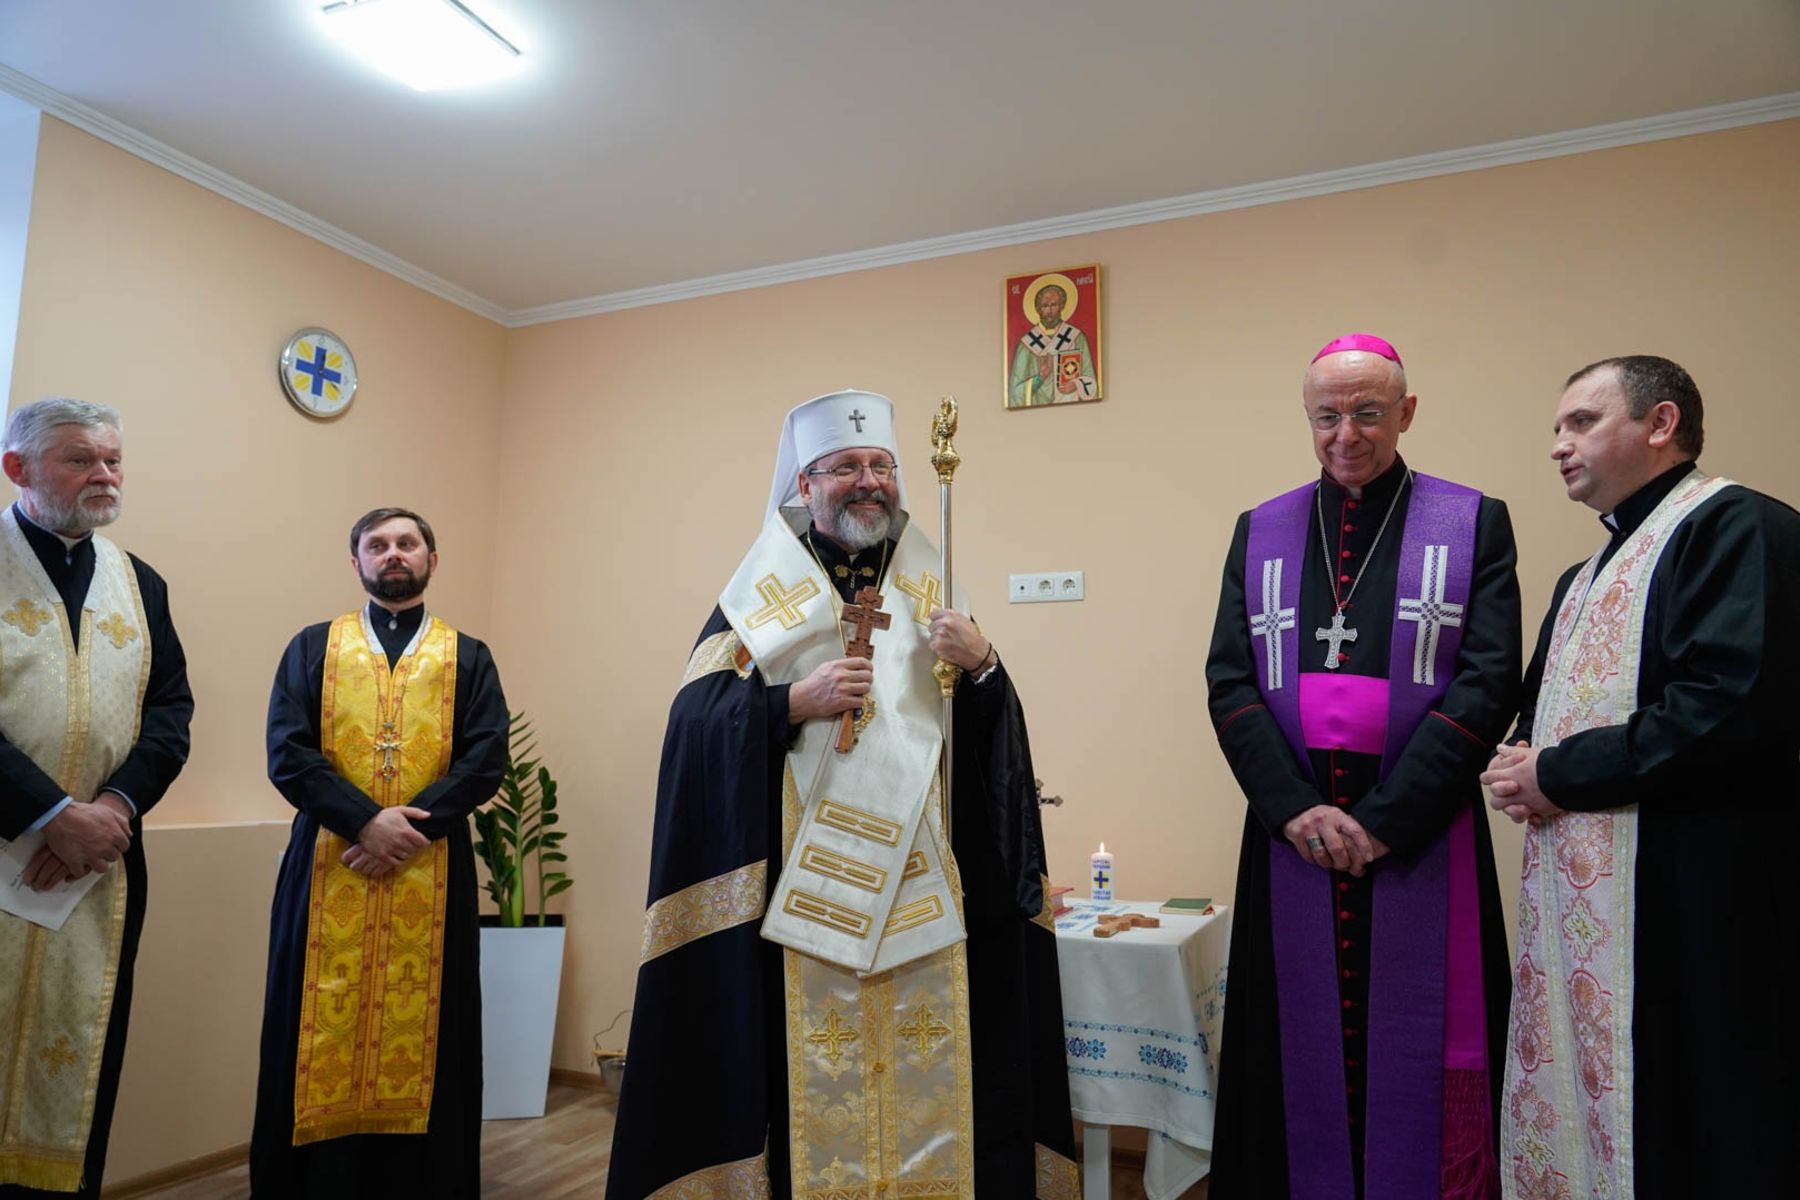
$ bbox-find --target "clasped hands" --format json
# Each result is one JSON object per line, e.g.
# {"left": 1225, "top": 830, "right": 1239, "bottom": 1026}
{"left": 342, "top": 806, "right": 431, "bottom": 877}
{"left": 1481, "top": 741, "right": 1565, "bottom": 823}
{"left": 789, "top": 608, "right": 990, "bottom": 725}
{"left": 22, "top": 792, "right": 134, "bottom": 892}
{"left": 1283, "top": 805, "right": 1389, "bottom": 876}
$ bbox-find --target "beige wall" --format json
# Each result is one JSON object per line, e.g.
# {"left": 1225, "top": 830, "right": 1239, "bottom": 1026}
{"left": 10, "top": 115, "right": 508, "bottom": 826}
{"left": 489, "top": 119, "right": 1800, "bottom": 1071}
{"left": 7, "top": 117, "right": 508, "bottom": 1183}
{"left": 9, "top": 111, "right": 1799, "bottom": 1182}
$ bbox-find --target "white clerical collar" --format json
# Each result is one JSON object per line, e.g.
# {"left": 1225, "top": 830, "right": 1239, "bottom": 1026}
{"left": 12, "top": 502, "right": 91, "bottom": 551}
{"left": 1601, "top": 512, "right": 1620, "bottom": 533}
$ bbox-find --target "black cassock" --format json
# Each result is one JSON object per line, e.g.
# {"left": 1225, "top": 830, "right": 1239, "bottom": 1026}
{"left": 1516, "top": 462, "right": 1800, "bottom": 1200}
{"left": 0, "top": 507, "right": 192, "bottom": 1200}
{"left": 607, "top": 531, "right": 1075, "bottom": 1199}
{"left": 248, "top": 601, "right": 507, "bottom": 1200}
{"left": 1204, "top": 460, "right": 1519, "bottom": 1200}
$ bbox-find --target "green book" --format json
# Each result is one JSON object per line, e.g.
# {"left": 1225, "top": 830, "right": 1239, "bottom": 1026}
{"left": 1159, "top": 897, "right": 1213, "bottom": 914}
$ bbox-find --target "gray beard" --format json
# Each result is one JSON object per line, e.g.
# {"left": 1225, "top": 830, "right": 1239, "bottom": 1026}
{"left": 813, "top": 491, "right": 893, "bottom": 552}
{"left": 30, "top": 490, "right": 120, "bottom": 534}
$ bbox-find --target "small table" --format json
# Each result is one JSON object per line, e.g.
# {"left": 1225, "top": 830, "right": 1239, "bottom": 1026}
{"left": 1055, "top": 899, "right": 1231, "bottom": 1200}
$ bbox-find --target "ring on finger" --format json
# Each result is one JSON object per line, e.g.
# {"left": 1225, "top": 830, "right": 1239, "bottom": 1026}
{"left": 1305, "top": 835, "right": 1325, "bottom": 852}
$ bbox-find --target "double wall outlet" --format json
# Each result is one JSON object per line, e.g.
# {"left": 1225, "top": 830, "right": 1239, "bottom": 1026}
{"left": 1009, "top": 570, "right": 1085, "bottom": 603}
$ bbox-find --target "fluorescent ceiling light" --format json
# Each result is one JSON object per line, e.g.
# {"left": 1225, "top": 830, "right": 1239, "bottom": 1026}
{"left": 319, "top": 0, "right": 521, "bottom": 92}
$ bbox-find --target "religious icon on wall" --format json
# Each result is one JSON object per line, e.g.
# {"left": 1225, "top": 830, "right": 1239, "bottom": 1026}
{"left": 1003, "top": 264, "right": 1103, "bottom": 409}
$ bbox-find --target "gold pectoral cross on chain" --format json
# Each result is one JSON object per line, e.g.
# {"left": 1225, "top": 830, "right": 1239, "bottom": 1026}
{"left": 374, "top": 719, "right": 403, "bottom": 780}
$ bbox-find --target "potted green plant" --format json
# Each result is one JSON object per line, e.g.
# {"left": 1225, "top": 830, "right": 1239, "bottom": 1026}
{"left": 474, "top": 712, "right": 572, "bottom": 1118}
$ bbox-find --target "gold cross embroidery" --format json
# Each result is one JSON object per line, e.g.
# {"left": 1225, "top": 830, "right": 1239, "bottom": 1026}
{"left": 38, "top": 1035, "right": 79, "bottom": 1078}
{"left": 318, "top": 963, "right": 358, "bottom": 1017}
{"left": 1, "top": 598, "right": 52, "bottom": 637}
{"left": 805, "top": 1006, "right": 859, "bottom": 1064}
{"left": 391, "top": 961, "right": 425, "bottom": 1002}
{"left": 896, "top": 570, "right": 943, "bottom": 626}
{"left": 746, "top": 573, "right": 820, "bottom": 630}
{"left": 97, "top": 611, "right": 139, "bottom": 649}
{"left": 897, "top": 1002, "right": 951, "bottom": 1057}
{"left": 373, "top": 720, "right": 404, "bottom": 780}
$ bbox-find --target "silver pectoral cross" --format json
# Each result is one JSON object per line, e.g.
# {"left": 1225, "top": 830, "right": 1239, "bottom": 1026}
{"left": 1315, "top": 610, "right": 1358, "bottom": 669}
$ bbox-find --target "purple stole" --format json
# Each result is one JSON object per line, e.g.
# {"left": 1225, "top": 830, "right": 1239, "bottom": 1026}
{"left": 1245, "top": 473, "right": 1489, "bottom": 1200}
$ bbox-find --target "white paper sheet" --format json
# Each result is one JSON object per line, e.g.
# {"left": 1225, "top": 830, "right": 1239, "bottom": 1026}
{"left": 0, "top": 830, "right": 104, "bottom": 930}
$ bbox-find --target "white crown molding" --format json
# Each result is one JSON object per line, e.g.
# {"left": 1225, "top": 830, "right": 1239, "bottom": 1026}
{"left": 0, "top": 63, "right": 510, "bottom": 324}
{"left": 2, "top": 62, "right": 1795, "bottom": 331}
{"left": 508, "top": 91, "right": 1800, "bottom": 327}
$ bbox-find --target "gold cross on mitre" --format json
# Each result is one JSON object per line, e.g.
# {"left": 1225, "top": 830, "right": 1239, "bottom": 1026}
{"left": 895, "top": 570, "right": 943, "bottom": 626}
{"left": 1, "top": 597, "right": 52, "bottom": 636}
{"left": 746, "top": 572, "right": 821, "bottom": 630}
{"left": 806, "top": 1006, "right": 859, "bottom": 1064}
{"left": 97, "top": 612, "right": 139, "bottom": 649}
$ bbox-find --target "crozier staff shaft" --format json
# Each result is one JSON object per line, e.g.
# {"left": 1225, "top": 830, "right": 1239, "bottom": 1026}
{"left": 929, "top": 397, "right": 962, "bottom": 839}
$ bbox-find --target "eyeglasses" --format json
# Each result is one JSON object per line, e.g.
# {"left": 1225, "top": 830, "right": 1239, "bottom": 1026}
{"left": 806, "top": 460, "right": 898, "bottom": 482}
{"left": 1308, "top": 405, "right": 1398, "bottom": 432}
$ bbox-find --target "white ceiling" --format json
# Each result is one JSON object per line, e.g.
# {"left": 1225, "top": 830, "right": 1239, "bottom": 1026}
{"left": 2, "top": 1, "right": 1798, "bottom": 323}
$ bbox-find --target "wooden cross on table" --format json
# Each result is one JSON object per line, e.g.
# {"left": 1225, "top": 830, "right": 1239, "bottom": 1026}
{"left": 836, "top": 585, "right": 891, "bottom": 752}
{"left": 1093, "top": 913, "right": 1161, "bottom": 938}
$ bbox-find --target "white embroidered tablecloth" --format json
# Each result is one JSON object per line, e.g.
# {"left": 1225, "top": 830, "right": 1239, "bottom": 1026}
{"left": 1055, "top": 899, "right": 1231, "bottom": 1200}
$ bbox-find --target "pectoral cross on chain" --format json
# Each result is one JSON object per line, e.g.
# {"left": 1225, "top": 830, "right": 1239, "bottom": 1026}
{"left": 1315, "top": 610, "right": 1358, "bottom": 669}
{"left": 836, "top": 585, "right": 891, "bottom": 752}
{"left": 374, "top": 720, "right": 403, "bottom": 779}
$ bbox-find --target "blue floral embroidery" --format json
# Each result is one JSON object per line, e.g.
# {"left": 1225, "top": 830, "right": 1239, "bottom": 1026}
{"left": 1065, "top": 1036, "right": 1107, "bottom": 1060}
{"left": 1137, "top": 1044, "right": 1189, "bottom": 1073}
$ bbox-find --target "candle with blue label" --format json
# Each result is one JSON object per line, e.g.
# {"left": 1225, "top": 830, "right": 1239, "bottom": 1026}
{"left": 1090, "top": 842, "right": 1113, "bottom": 901}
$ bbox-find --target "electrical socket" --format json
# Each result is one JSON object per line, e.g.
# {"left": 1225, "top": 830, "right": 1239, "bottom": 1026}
{"left": 1008, "top": 570, "right": 1085, "bottom": 603}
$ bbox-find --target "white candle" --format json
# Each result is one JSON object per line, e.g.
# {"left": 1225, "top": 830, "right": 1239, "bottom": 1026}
{"left": 1090, "top": 842, "right": 1114, "bottom": 901}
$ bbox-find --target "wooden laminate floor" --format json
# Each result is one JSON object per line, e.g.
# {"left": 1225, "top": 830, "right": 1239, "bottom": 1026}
{"left": 122, "top": 1083, "right": 1204, "bottom": 1198}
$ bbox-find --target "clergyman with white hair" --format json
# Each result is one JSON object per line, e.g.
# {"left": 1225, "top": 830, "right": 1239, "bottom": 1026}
{"left": 608, "top": 389, "right": 1077, "bottom": 1198}
{"left": 0, "top": 396, "right": 193, "bottom": 1198}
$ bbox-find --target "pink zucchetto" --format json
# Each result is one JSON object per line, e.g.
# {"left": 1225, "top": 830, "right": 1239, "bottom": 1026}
{"left": 1312, "top": 333, "right": 1403, "bottom": 367}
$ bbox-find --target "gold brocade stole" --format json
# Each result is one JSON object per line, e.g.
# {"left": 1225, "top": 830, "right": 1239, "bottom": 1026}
{"left": 291, "top": 612, "right": 455, "bottom": 1145}
{"left": 0, "top": 515, "right": 149, "bottom": 1193}
{"left": 780, "top": 765, "right": 979, "bottom": 1200}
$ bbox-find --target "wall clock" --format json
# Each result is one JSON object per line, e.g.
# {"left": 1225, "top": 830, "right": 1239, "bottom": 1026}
{"left": 279, "top": 328, "right": 358, "bottom": 418}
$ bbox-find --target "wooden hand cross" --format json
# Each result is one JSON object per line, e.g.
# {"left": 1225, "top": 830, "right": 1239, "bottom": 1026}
{"left": 836, "top": 585, "right": 891, "bottom": 752}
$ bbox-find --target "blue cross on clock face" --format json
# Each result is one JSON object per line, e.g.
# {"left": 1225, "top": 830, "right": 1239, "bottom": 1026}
{"left": 279, "top": 327, "right": 358, "bottom": 418}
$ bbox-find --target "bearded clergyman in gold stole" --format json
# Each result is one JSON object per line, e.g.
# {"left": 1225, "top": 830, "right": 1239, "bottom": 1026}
{"left": 0, "top": 398, "right": 193, "bottom": 1199}
{"left": 608, "top": 391, "right": 1078, "bottom": 1200}
{"left": 249, "top": 508, "right": 507, "bottom": 1199}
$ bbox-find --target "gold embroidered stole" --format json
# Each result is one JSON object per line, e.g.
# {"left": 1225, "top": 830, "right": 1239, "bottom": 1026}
{"left": 1501, "top": 474, "right": 1732, "bottom": 1200}
{"left": 781, "top": 764, "right": 977, "bottom": 1200}
{"left": 0, "top": 510, "right": 149, "bottom": 1192}
{"left": 291, "top": 612, "right": 455, "bottom": 1145}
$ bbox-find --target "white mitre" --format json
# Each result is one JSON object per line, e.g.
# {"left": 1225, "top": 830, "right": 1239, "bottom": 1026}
{"left": 764, "top": 389, "right": 909, "bottom": 521}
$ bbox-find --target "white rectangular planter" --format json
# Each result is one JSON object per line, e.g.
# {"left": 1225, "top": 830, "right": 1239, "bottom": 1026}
{"left": 479, "top": 922, "right": 566, "bottom": 1119}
